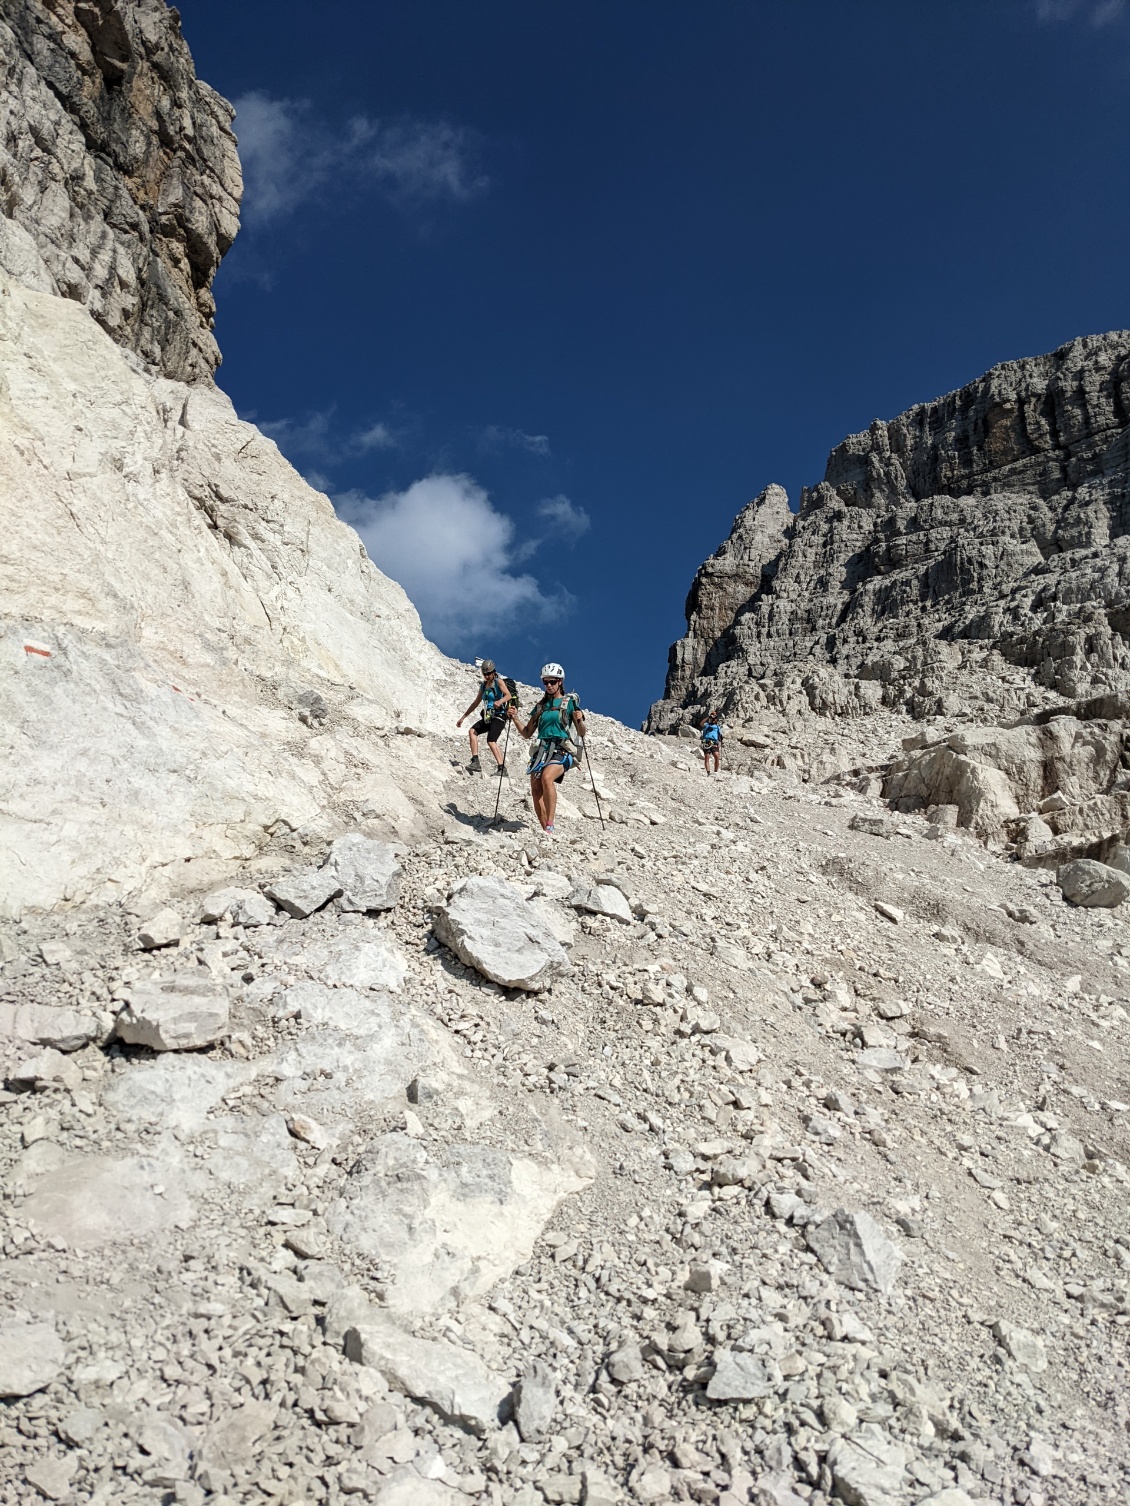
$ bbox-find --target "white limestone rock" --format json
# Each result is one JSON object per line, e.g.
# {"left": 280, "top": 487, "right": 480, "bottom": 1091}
{"left": 0, "top": 1320, "right": 64, "bottom": 1397}
{"left": 826, "top": 1425, "right": 907, "bottom": 1506}
{"left": 265, "top": 869, "right": 342, "bottom": 920}
{"left": 0, "top": 272, "right": 453, "bottom": 919}
{"left": 706, "top": 1350, "right": 782, "bottom": 1401}
{"left": 328, "top": 1138, "right": 593, "bottom": 1315}
{"left": 344, "top": 1316, "right": 510, "bottom": 1432}
{"left": 114, "top": 977, "right": 229, "bottom": 1051}
{"left": 137, "top": 908, "right": 183, "bottom": 950}
{"left": 22, "top": 1152, "right": 194, "bottom": 1247}
{"left": 806, "top": 1208, "right": 903, "bottom": 1294}
{"left": 325, "top": 832, "right": 402, "bottom": 912}
{"left": 433, "top": 875, "right": 571, "bottom": 991}
{"left": 297, "top": 935, "right": 408, "bottom": 993}
{"left": 1057, "top": 858, "right": 1130, "bottom": 908}
{"left": 569, "top": 879, "right": 633, "bottom": 924}
{"left": 0, "top": 1001, "right": 98, "bottom": 1052}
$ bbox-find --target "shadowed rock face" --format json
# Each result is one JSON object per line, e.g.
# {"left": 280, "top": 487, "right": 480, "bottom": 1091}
{"left": 0, "top": 0, "right": 241, "bottom": 382}
{"left": 651, "top": 331, "right": 1130, "bottom": 731}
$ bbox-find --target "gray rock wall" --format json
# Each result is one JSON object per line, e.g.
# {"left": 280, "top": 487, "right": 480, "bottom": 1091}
{"left": 0, "top": 0, "right": 241, "bottom": 383}
{"left": 652, "top": 332, "right": 1130, "bottom": 730}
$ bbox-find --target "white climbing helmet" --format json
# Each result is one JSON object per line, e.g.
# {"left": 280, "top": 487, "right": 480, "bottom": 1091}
{"left": 540, "top": 662, "right": 564, "bottom": 682}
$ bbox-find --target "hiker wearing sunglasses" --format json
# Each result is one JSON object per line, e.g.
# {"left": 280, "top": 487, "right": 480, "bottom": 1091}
{"left": 456, "top": 659, "right": 512, "bottom": 775}
{"left": 514, "top": 663, "right": 586, "bottom": 834}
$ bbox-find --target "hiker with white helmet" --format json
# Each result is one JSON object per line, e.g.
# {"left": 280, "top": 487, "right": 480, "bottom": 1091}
{"left": 456, "top": 659, "right": 512, "bottom": 776}
{"left": 513, "top": 663, "right": 586, "bottom": 834}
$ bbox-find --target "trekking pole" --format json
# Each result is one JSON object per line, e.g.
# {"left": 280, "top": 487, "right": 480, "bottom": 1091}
{"left": 490, "top": 718, "right": 513, "bottom": 826}
{"left": 581, "top": 735, "right": 606, "bottom": 833}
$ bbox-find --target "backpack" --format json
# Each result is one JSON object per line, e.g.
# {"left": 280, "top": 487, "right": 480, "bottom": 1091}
{"left": 503, "top": 676, "right": 520, "bottom": 712}
{"left": 701, "top": 722, "right": 721, "bottom": 746}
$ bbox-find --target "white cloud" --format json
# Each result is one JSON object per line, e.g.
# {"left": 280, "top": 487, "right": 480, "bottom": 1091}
{"left": 259, "top": 409, "right": 400, "bottom": 478}
{"left": 537, "top": 494, "right": 591, "bottom": 543}
{"left": 233, "top": 92, "right": 488, "bottom": 227}
{"left": 354, "top": 422, "right": 397, "bottom": 452}
{"left": 478, "top": 425, "right": 551, "bottom": 457}
{"left": 336, "top": 474, "right": 564, "bottom": 648}
{"left": 260, "top": 408, "right": 335, "bottom": 458}
{"left": 1034, "top": 0, "right": 1127, "bottom": 21}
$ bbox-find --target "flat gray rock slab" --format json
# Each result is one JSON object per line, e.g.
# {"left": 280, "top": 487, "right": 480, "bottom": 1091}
{"left": 265, "top": 869, "right": 342, "bottom": 919}
{"left": 806, "top": 1208, "right": 903, "bottom": 1294}
{"left": 1057, "top": 858, "right": 1130, "bottom": 908}
{"left": 705, "top": 1349, "right": 782, "bottom": 1400}
{"left": 114, "top": 976, "right": 229, "bottom": 1051}
{"left": 326, "top": 832, "right": 402, "bottom": 912}
{"left": 0, "top": 1001, "right": 98, "bottom": 1052}
{"left": 344, "top": 1316, "right": 510, "bottom": 1432}
{"left": 826, "top": 1425, "right": 907, "bottom": 1506}
{"left": 856, "top": 1047, "right": 908, "bottom": 1072}
{"left": 103, "top": 1055, "right": 257, "bottom": 1134}
{"left": 298, "top": 934, "right": 407, "bottom": 992}
{"left": 0, "top": 1320, "right": 64, "bottom": 1397}
{"left": 22, "top": 1152, "right": 194, "bottom": 1247}
{"left": 328, "top": 1139, "right": 592, "bottom": 1315}
{"left": 278, "top": 982, "right": 376, "bottom": 1032}
{"left": 433, "top": 875, "right": 571, "bottom": 991}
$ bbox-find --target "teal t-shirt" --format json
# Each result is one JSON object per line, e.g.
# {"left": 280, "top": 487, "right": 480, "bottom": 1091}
{"left": 537, "top": 694, "right": 578, "bottom": 740}
{"left": 482, "top": 681, "right": 505, "bottom": 716}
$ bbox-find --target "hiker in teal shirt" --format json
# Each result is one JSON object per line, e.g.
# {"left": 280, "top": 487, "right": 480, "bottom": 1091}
{"left": 456, "top": 660, "right": 511, "bottom": 775}
{"left": 514, "top": 662, "right": 586, "bottom": 835}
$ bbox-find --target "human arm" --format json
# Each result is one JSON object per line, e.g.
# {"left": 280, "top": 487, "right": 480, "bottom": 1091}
{"left": 456, "top": 688, "right": 483, "bottom": 727}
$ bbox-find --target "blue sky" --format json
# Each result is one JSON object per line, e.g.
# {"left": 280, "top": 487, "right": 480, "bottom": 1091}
{"left": 182, "top": 0, "right": 1130, "bottom": 726}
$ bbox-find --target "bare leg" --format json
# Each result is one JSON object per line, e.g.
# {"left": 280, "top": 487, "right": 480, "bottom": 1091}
{"left": 542, "top": 763, "right": 565, "bottom": 826}
{"left": 488, "top": 734, "right": 505, "bottom": 767}
{"left": 468, "top": 729, "right": 480, "bottom": 757}
{"left": 531, "top": 775, "right": 549, "bottom": 828}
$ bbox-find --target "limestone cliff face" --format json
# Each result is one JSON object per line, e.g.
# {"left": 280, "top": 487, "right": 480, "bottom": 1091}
{"left": 651, "top": 331, "right": 1130, "bottom": 730}
{"left": 0, "top": 0, "right": 241, "bottom": 382}
{"left": 663, "top": 484, "right": 791, "bottom": 705}
{"left": 0, "top": 3, "right": 459, "bottom": 916}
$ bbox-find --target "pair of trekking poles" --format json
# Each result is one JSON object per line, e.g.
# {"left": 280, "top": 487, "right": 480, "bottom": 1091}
{"left": 488, "top": 710, "right": 605, "bottom": 832}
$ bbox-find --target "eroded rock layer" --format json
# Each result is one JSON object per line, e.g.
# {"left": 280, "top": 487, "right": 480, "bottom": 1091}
{"left": 0, "top": 0, "right": 241, "bottom": 382}
{"left": 651, "top": 332, "right": 1130, "bottom": 731}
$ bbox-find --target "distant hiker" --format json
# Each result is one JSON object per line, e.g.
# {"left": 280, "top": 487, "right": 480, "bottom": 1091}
{"left": 515, "top": 663, "right": 586, "bottom": 834}
{"left": 456, "top": 660, "right": 511, "bottom": 775}
{"left": 699, "top": 712, "right": 723, "bottom": 775}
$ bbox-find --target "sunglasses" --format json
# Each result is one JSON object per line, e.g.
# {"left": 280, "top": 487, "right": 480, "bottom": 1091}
{"left": 543, "top": 677, "right": 562, "bottom": 685}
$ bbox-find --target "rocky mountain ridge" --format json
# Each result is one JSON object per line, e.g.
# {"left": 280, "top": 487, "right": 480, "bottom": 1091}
{"left": 0, "top": 0, "right": 241, "bottom": 383}
{"left": 651, "top": 332, "right": 1130, "bottom": 734}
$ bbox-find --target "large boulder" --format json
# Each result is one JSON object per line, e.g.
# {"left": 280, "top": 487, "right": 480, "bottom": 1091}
{"left": 1057, "top": 859, "right": 1130, "bottom": 908}
{"left": 433, "top": 876, "right": 571, "bottom": 991}
{"left": 325, "top": 832, "right": 402, "bottom": 912}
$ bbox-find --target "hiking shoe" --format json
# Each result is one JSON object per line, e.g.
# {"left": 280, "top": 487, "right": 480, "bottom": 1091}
{"left": 468, "top": 755, "right": 481, "bottom": 773}
{"left": 498, "top": 763, "right": 510, "bottom": 778}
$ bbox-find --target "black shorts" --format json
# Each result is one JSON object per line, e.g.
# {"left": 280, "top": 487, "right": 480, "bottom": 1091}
{"left": 472, "top": 714, "right": 506, "bottom": 743}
